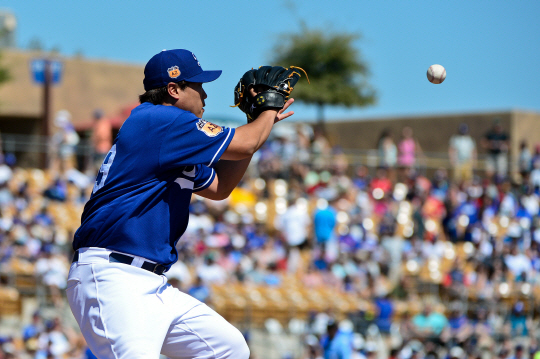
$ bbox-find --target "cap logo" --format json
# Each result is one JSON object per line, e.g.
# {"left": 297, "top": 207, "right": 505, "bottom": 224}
{"left": 192, "top": 53, "right": 201, "bottom": 67}
{"left": 196, "top": 119, "right": 223, "bottom": 137}
{"left": 168, "top": 65, "right": 181, "bottom": 79}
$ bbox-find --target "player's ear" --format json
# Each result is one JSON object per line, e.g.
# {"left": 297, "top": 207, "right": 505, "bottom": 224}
{"left": 167, "top": 82, "right": 181, "bottom": 100}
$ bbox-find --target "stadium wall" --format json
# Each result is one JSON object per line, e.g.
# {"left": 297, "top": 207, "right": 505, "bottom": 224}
{"left": 324, "top": 111, "right": 540, "bottom": 175}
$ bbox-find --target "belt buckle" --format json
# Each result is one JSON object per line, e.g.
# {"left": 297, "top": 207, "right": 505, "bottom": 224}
{"left": 152, "top": 263, "right": 165, "bottom": 274}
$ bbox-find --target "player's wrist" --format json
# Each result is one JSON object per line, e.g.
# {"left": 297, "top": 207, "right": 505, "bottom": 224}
{"left": 256, "top": 109, "right": 279, "bottom": 121}
{"left": 246, "top": 108, "right": 278, "bottom": 124}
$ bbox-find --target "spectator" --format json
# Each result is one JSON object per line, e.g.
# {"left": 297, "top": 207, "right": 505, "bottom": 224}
{"left": 364, "top": 342, "right": 378, "bottom": 359}
{"left": 482, "top": 118, "right": 509, "bottom": 179}
{"left": 275, "top": 197, "right": 311, "bottom": 249}
{"left": 449, "top": 123, "right": 477, "bottom": 183}
{"left": 519, "top": 140, "right": 532, "bottom": 178}
{"left": 313, "top": 198, "right": 337, "bottom": 250}
{"left": 399, "top": 311, "right": 420, "bottom": 343}
{"left": 312, "top": 128, "right": 332, "bottom": 170}
{"left": 51, "top": 110, "right": 79, "bottom": 172}
{"left": 499, "top": 349, "right": 510, "bottom": 359}
{"left": 187, "top": 276, "right": 211, "bottom": 303}
{"left": 530, "top": 156, "right": 540, "bottom": 190}
{"left": 22, "top": 311, "right": 43, "bottom": 344}
{"left": 388, "top": 348, "right": 399, "bottom": 359}
{"left": 352, "top": 166, "right": 370, "bottom": 191}
{"left": 398, "top": 126, "right": 421, "bottom": 170}
{"left": 509, "top": 302, "right": 528, "bottom": 337}
{"left": 304, "top": 334, "right": 323, "bottom": 359}
{"left": 510, "top": 345, "right": 525, "bottom": 359}
{"left": 196, "top": 254, "right": 226, "bottom": 284}
{"left": 374, "top": 295, "right": 394, "bottom": 335}
{"left": 36, "top": 318, "right": 71, "bottom": 359}
{"left": 470, "top": 307, "right": 494, "bottom": 351}
{"left": 441, "top": 303, "right": 473, "bottom": 347}
{"left": 449, "top": 346, "right": 466, "bottom": 359}
{"left": 90, "top": 109, "right": 112, "bottom": 173}
{"left": 529, "top": 341, "right": 540, "bottom": 359}
{"left": 0, "top": 156, "right": 13, "bottom": 187}
{"left": 34, "top": 250, "right": 68, "bottom": 307}
{"left": 165, "top": 258, "right": 192, "bottom": 289}
{"left": 246, "top": 222, "right": 269, "bottom": 251}
{"left": 377, "top": 129, "right": 398, "bottom": 169}
{"left": 504, "top": 246, "right": 532, "bottom": 281}
{"left": 371, "top": 167, "right": 393, "bottom": 200}
{"left": 43, "top": 177, "right": 68, "bottom": 202}
{"left": 320, "top": 320, "right": 352, "bottom": 359}
{"left": 411, "top": 303, "right": 448, "bottom": 344}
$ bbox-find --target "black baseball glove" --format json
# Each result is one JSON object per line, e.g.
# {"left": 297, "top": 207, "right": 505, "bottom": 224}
{"left": 233, "top": 66, "right": 308, "bottom": 123}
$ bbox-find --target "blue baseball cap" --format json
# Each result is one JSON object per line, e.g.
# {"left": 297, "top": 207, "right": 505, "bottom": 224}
{"left": 143, "top": 49, "right": 222, "bottom": 91}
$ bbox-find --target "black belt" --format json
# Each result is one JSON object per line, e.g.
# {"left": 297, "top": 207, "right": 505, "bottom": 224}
{"left": 72, "top": 251, "right": 167, "bottom": 275}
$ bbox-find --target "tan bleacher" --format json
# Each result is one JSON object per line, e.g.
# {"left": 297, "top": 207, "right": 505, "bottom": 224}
{"left": 0, "top": 286, "right": 22, "bottom": 316}
{"left": 6, "top": 257, "right": 37, "bottom": 295}
{"left": 209, "top": 276, "right": 477, "bottom": 327}
{"left": 209, "top": 277, "right": 377, "bottom": 326}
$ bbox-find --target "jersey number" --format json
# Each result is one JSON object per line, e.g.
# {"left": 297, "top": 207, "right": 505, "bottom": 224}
{"left": 93, "top": 144, "right": 116, "bottom": 194}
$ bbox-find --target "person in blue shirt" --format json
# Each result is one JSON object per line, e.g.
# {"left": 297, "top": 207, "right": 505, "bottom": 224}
{"left": 412, "top": 303, "right": 448, "bottom": 345}
{"left": 321, "top": 320, "right": 352, "bottom": 359}
{"left": 374, "top": 295, "right": 394, "bottom": 335}
{"left": 313, "top": 198, "right": 337, "bottom": 248}
{"left": 66, "top": 49, "right": 295, "bottom": 359}
{"left": 22, "top": 311, "right": 43, "bottom": 343}
{"left": 187, "top": 276, "right": 210, "bottom": 303}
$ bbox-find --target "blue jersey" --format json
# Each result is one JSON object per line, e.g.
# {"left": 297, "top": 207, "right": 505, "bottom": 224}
{"left": 73, "top": 102, "right": 235, "bottom": 269}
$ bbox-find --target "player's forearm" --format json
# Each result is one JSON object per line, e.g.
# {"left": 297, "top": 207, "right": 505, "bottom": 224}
{"left": 221, "top": 110, "right": 277, "bottom": 160}
{"left": 213, "top": 157, "right": 252, "bottom": 196}
{"left": 249, "top": 110, "right": 277, "bottom": 151}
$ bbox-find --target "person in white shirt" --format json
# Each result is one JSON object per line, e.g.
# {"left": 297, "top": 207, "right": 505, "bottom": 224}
{"left": 505, "top": 246, "right": 532, "bottom": 280}
{"left": 275, "top": 197, "right": 311, "bottom": 248}
{"left": 449, "top": 124, "right": 477, "bottom": 183}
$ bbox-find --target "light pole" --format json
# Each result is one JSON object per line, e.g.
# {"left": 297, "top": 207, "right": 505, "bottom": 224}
{"left": 41, "top": 58, "right": 51, "bottom": 168}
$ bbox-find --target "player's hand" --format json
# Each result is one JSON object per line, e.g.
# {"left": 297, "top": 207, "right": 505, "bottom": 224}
{"left": 274, "top": 98, "right": 294, "bottom": 124}
{"left": 235, "top": 66, "right": 307, "bottom": 123}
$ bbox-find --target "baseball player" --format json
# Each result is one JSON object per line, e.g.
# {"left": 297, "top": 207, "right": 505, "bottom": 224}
{"left": 66, "top": 49, "right": 296, "bottom": 358}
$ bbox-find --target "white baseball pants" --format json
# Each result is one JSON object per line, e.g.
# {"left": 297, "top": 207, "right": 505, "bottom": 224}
{"left": 66, "top": 247, "right": 249, "bottom": 359}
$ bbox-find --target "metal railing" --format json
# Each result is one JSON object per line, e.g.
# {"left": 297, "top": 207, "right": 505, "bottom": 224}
{"left": 0, "top": 133, "right": 94, "bottom": 168}
{"left": 1, "top": 133, "right": 93, "bottom": 155}
{"left": 0, "top": 132, "right": 500, "bottom": 173}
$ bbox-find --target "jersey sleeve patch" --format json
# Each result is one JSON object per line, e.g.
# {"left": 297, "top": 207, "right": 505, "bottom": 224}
{"left": 196, "top": 119, "right": 223, "bottom": 137}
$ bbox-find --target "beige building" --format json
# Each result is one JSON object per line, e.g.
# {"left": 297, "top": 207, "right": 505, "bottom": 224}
{"left": 0, "top": 49, "right": 143, "bottom": 166}
{"left": 0, "top": 49, "right": 143, "bottom": 135}
{"left": 0, "top": 49, "right": 539, "bottom": 171}
{"left": 324, "top": 110, "right": 540, "bottom": 174}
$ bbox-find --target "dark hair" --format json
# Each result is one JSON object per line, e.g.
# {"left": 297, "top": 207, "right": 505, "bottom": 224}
{"left": 138, "top": 81, "right": 188, "bottom": 105}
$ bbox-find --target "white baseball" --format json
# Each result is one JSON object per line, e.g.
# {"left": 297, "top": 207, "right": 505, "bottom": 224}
{"left": 427, "top": 64, "right": 446, "bottom": 84}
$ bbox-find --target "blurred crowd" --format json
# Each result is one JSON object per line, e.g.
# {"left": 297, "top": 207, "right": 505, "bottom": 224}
{"left": 0, "top": 114, "right": 540, "bottom": 359}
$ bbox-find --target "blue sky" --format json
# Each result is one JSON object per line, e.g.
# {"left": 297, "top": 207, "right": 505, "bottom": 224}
{"left": 2, "top": 0, "right": 539, "bottom": 122}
